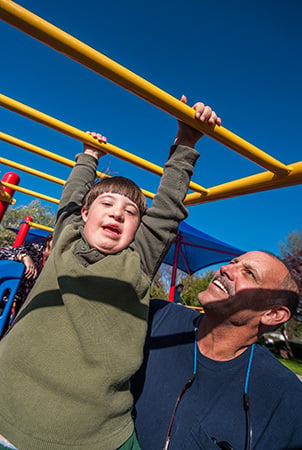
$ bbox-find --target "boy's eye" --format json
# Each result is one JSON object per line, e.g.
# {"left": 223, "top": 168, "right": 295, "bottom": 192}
{"left": 126, "top": 209, "right": 136, "bottom": 216}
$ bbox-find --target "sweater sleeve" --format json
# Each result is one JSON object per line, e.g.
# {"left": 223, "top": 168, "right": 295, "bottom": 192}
{"left": 0, "top": 245, "right": 25, "bottom": 261}
{"left": 53, "top": 153, "right": 98, "bottom": 245}
{"left": 132, "top": 144, "right": 199, "bottom": 280}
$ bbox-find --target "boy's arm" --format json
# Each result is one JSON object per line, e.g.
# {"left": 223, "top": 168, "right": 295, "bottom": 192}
{"left": 133, "top": 96, "right": 221, "bottom": 280}
{"left": 53, "top": 132, "right": 107, "bottom": 244}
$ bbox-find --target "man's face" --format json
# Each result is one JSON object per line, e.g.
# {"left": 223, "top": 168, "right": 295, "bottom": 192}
{"left": 81, "top": 192, "right": 140, "bottom": 254}
{"left": 198, "top": 251, "right": 289, "bottom": 308}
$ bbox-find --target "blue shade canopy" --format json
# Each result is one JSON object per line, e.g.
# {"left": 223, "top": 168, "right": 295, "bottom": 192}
{"left": 7, "top": 228, "right": 50, "bottom": 245}
{"left": 163, "top": 222, "right": 245, "bottom": 274}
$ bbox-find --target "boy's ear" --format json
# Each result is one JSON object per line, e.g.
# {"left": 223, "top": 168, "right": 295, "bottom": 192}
{"left": 81, "top": 206, "right": 88, "bottom": 223}
{"left": 260, "top": 306, "right": 291, "bottom": 327}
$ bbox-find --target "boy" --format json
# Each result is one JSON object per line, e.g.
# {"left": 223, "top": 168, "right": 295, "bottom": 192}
{"left": 0, "top": 97, "right": 221, "bottom": 450}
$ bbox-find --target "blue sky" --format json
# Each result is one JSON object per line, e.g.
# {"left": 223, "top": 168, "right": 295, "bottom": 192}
{"left": 0, "top": 0, "right": 301, "bottom": 260}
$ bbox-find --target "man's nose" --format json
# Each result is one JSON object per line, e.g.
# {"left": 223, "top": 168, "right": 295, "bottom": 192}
{"left": 220, "top": 263, "right": 235, "bottom": 280}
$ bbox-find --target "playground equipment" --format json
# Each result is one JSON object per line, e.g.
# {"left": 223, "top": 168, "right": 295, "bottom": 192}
{"left": 0, "top": 1, "right": 301, "bottom": 308}
{"left": 0, "top": 0, "right": 301, "bottom": 213}
{"left": 0, "top": 260, "right": 25, "bottom": 338}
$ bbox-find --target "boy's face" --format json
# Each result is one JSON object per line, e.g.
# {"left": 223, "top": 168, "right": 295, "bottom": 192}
{"left": 81, "top": 192, "right": 140, "bottom": 254}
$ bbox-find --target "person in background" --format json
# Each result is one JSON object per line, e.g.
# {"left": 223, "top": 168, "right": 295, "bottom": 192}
{"left": 132, "top": 251, "right": 302, "bottom": 450}
{"left": 0, "top": 233, "right": 53, "bottom": 332}
{"left": 173, "top": 283, "right": 184, "bottom": 304}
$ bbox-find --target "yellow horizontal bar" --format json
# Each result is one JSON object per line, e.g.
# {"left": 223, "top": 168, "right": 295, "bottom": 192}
{"left": 0, "top": 131, "right": 155, "bottom": 199}
{"left": 0, "top": 131, "right": 76, "bottom": 167}
{"left": 0, "top": 157, "right": 65, "bottom": 185}
{"left": 27, "top": 221, "right": 54, "bottom": 232}
{"left": 1, "top": 180, "right": 60, "bottom": 204}
{"left": 0, "top": 0, "right": 290, "bottom": 176}
{"left": 0, "top": 93, "right": 205, "bottom": 195}
{"left": 184, "top": 161, "right": 302, "bottom": 205}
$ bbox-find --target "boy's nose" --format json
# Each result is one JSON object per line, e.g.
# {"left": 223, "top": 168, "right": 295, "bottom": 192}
{"left": 111, "top": 208, "right": 124, "bottom": 221}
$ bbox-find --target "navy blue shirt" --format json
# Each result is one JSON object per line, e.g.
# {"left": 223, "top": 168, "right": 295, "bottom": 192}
{"left": 131, "top": 300, "right": 302, "bottom": 450}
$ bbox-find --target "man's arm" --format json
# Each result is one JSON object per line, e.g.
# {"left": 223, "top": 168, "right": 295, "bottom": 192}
{"left": 53, "top": 132, "right": 107, "bottom": 245}
{"left": 133, "top": 96, "right": 221, "bottom": 279}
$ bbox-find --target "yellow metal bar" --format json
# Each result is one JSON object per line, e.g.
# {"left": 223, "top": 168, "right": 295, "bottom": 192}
{"left": 1, "top": 180, "right": 59, "bottom": 204}
{"left": 0, "top": 185, "right": 15, "bottom": 204}
{"left": 0, "top": 0, "right": 290, "bottom": 176}
{"left": 27, "top": 220, "right": 54, "bottom": 232}
{"left": 0, "top": 131, "right": 77, "bottom": 167}
{"left": 0, "top": 157, "right": 65, "bottom": 185}
{"left": 184, "top": 161, "right": 302, "bottom": 205}
{"left": 0, "top": 95, "right": 203, "bottom": 195}
{"left": 0, "top": 131, "right": 155, "bottom": 199}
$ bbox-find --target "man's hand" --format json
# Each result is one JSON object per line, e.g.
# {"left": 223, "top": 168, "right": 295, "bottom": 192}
{"left": 83, "top": 131, "right": 107, "bottom": 160}
{"left": 174, "top": 95, "right": 221, "bottom": 148}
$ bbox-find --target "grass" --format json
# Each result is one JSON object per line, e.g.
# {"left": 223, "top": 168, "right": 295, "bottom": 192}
{"left": 278, "top": 357, "right": 302, "bottom": 376}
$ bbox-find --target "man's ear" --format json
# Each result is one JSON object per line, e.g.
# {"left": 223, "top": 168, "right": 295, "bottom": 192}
{"left": 81, "top": 206, "right": 88, "bottom": 223}
{"left": 260, "top": 306, "right": 291, "bottom": 327}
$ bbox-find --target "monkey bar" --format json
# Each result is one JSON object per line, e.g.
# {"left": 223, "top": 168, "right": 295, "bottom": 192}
{"left": 0, "top": 0, "right": 293, "bottom": 176}
{"left": 0, "top": 0, "right": 301, "bottom": 209}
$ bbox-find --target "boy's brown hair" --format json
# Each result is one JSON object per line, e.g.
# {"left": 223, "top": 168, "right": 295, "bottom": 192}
{"left": 82, "top": 176, "right": 147, "bottom": 217}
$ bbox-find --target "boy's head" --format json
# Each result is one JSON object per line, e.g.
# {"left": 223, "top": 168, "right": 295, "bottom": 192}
{"left": 81, "top": 176, "right": 147, "bottom": 254}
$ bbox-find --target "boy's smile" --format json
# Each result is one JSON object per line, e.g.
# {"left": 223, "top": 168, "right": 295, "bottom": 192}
{"left": 81, "top": 192, "right": 140, "bottom": 254}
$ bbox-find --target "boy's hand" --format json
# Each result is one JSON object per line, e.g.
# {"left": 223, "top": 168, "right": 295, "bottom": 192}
{"left": 84, "top": 131, "right": 107, "bottom": 160}
{"left": 174, "top": 95, "right": 221, "bottom": 148}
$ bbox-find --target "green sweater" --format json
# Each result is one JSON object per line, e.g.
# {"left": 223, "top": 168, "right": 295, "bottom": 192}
{"left": 0, "top": 145, "right": 199, "bottom": 450}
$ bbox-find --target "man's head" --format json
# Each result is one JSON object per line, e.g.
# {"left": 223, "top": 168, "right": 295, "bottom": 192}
{"left": 198, "top": 251, "right": 300, "bottom": 331}
{"left": 176, "top": 283, "right": 184, "bottom": 294}
{"left": 81, "top": 176, "right": 147, "bottom": 254}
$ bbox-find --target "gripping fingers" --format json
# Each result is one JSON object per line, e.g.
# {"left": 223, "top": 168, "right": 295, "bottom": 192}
{"left": 86, "top": 131, "right": 107, "bottom": 144}
{"left": 194, "top": 105, "right": 221, "bottom": 126}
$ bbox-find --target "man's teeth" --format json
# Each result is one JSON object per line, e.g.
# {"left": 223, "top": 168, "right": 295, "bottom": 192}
{"left": 213, "top": 279, "right": 228, "bottom": 294}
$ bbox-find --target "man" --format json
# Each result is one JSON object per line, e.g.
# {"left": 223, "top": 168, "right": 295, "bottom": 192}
{"left": 174, "top": 283, "right": 184, "bottom": 304}
{"left": 132, "top": 251, "right": 302, "bottom": 450}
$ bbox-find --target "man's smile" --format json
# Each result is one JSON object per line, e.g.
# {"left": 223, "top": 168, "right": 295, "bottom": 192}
{"left": 211, "top": 275, "right": 232, "bottom": 296}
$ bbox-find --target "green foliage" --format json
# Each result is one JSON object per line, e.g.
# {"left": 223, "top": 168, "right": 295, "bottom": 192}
{"left": 0, "top": 200, "right": 56, "bottom": 246}
{"left": 150, "top": 283, "right": 168, "bottom": 299}
{"left": 150, "top": 264, "right": 214, "bottom": 305}
{"left": 278, "top": 358, "right": 302, "bottom": 376}
{"left": 180, "top": 270, "right": 214, "bottom": 307}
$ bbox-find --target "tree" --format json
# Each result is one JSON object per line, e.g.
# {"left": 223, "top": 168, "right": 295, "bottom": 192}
{"left": 0, "top": 200, "right": 56, "bottom": 247}
{"left": 180, "top": 270, "right": 214, "bottom": 306}
{"left": 280, "top": 229, "right": 302, "bottom": 289}
{"left": 150, "top": 263, "right": 173, "bottom": 299}
{"left": 150, "top": 264, "right": 214, "bottom": 306}
{"left": 278, "top": 229, "right": 302, "bottom": 346}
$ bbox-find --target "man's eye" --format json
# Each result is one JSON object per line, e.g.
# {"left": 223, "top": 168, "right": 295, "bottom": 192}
{"left": 246, "top": 269, "right": 256, "bottom": 279}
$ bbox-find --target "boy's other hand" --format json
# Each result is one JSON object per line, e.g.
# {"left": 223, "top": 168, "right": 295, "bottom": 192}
{"left": 84, "top": 131, "right": 107, "bottom": 160}
{"left": 174, "top": 95, "right": 221, "bottom": 148}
